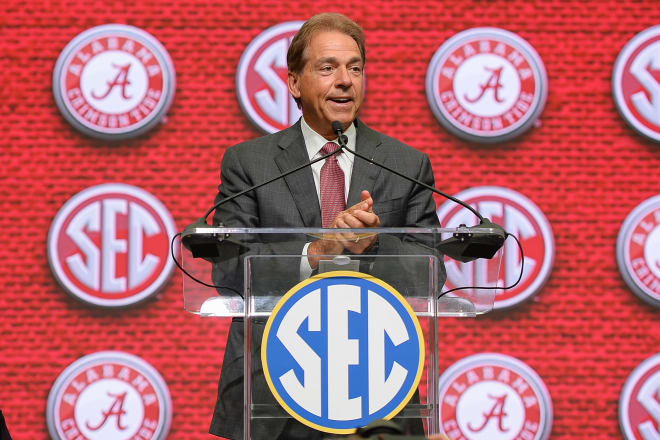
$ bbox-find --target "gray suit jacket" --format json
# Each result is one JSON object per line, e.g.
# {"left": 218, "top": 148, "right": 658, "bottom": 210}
{"left": 209, "top": 119, "right": 441, "bottom": 439}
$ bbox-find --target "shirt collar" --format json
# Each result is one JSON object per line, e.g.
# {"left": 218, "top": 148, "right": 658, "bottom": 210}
{"left": 301, "top": 117, "right": 356, "bottom": 161}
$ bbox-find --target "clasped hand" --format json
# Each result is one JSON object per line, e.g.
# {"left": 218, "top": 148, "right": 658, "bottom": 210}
{"left": 307, "top": 190, "right": 380, "bottom": 269}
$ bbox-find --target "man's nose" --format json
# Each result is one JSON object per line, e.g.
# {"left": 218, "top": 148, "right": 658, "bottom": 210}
{"left": 334, "top": 66, "right": 352, "bottom": 87}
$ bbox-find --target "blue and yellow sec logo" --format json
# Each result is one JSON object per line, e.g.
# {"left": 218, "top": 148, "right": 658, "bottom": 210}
{"left": 262, "top": 271, "right": 424, "bottom": 433}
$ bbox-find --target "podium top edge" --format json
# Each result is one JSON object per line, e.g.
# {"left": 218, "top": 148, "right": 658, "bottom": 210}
{"left": 181, "top": 226, "right": 503, "bottom": 237}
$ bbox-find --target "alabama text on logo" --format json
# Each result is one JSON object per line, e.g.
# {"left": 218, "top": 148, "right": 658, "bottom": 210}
{"left": 426, "top": 28, "right": 547, "bottom": 143}
{"left": 438, "top": 353, "right": 553, "bottom": 440}
{"left": 53, "top": 24, "right": 175, "bottom": 139}
{"left": 46, "top": 351, "right": 171, "bottom": 440}
{"left": 617, "top": 194, "right": 660, "bottom": 308}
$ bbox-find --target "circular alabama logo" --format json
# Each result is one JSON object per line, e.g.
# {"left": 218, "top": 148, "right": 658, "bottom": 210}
{"left": 53, "top": 24, "right": 176, "bottom": 140}
{"left": 47, "top": 351, "right": 171, "bottom": 440}
{"left": 436, "top": 186, "right": 554, "bottom": 310}
{"left": 236, "top": 21, "right": 303, "bottom": 134}
{"left": 620, "top": 353, "right": 660, "bottom": 439}
{"left": 426, "top": 28, "right": 547, "bottom": 143}
{"left": 616, "top": 195, "right": 660, "bottom": 308}
{"left": 262, "top": 271, "right": 424, "bottom": 433}
{"left": 613, "top": 25, "right": 660, "bottom": 142}
{"left": 438, "top": 353, "right": 553, "bottom": 440}
{"left": 47, "top": 183, "right": 177, "bottom": 308}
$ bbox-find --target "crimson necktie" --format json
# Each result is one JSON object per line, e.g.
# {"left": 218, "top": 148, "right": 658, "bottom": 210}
{"left": 319, "top": 142, "right": 345, "bottom": 227}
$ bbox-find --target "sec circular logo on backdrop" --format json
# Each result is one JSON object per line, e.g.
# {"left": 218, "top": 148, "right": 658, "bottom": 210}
{"left": 436, "top": 186, "right": 554, "bottom": 310}
{"left": 47, "top": 183, "right": 176, "bottom": 308}
{"left": 236, "top": 21, "right": 303, "bottom": 134}
{"left": 46, "top": 351, "right": 171, "bottom": 440}
{"left": 262, "top": 271, "right": 424, "bottom": 433}
{"left": 613, "top": 25, "right": 660, "bottom": 142}
{"left": 53, "top": 24, "right": 176, "bottom": 140}
{"left": 619, "top": 353, "right": 660, "bottom": 439}
{"left": 426, "top": 28, "right": 547, "bottom": 143}
{"left": 616, "top": 195, "right": 660, "bottom": 308}
{"left": 438, "top": 353, "right": 553, "bottom": 440}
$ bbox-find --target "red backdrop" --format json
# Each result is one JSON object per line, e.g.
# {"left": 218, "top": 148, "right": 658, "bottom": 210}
{"left": 1, "top": 0, "right": 659, "bottom": 438}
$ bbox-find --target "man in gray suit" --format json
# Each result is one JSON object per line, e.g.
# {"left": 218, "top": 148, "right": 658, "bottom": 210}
{"left": 210, "top": 12, "right": 441, "bottom": 439}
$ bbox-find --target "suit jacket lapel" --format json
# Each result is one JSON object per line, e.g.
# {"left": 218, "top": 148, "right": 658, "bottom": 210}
{"left": 347, "top": 120, "right": 383, "bottom": 207}
{"left": 274, "top": 121, "right": 322, "bottom": 227}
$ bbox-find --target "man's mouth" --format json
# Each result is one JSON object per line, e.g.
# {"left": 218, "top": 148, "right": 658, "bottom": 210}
{"left": 329, "top": 97, "right": 352, "bottom": 104}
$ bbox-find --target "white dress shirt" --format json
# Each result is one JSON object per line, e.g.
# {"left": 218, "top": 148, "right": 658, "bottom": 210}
{"left": 299, "top": 117, "right": 357, "bottom": 277}
{"left": 300, "top": 116, "right": 356, "bottom": 201}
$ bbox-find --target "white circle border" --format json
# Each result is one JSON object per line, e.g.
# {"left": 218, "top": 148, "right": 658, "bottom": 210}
{"left": 236, "top": 21, "right": 304, "bottom": 134}
{"left": 618, "top": 352, "right": 660, "bottom": 439}
{"left": 425, "top": 27, "right": 548, "bottom": 143}
{"left": 612, "top": 25, "right": 660, "bottom": 143}
{"left": 616, "top": 194, "right": 660, "bottom": 308}
{"left": 436, "top": 186, "right": 555, "bottom": 309}
{"left": 438, "top": 352, "right": 553, "bottom": 440}
{"left": 52, "top": 24, "right": 176, "bottom": 140}
{"left": 47, "top": 183, "right": 177, "bottom": 308}
{"left": 46, "top": 350, "right": 172, "bottom": 440}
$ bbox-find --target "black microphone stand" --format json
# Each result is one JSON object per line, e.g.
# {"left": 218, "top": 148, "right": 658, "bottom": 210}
{"left": 331, "top": 120, "right": 506, "bottom": 262}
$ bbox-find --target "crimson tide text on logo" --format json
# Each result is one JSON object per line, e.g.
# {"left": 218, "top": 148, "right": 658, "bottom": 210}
{"left": 47, "top": 351, "right": 171, "bottom": 440}
{"left": 426, "top": 28, "right": 547, "bottom": 143}
{"left": 438, "top": 353, "right": 553, "bottom": 440}
{"left": 613, "top": 25, "right": 660, "bottom": 142}
{"left": 47, "top": 183, "right": 176, "bottom": 308}
{"left": 437, "top": 186, "right": 554, "bottom": 310}
{"left": 616, "top": 195, "right": 660, "bottom": 308}
{"left": 619, "top": 353, "right": 660, "bottom": 439}
{"left": 53, "top": 24, "right": 176, "bottom": 140}
{"left": 236, "top": 21, "right": 303, "bottom": 134}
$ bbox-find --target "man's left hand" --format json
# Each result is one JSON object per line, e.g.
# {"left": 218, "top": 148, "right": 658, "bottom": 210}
{"left": 332, "top": 190, "right": 380, "bottom": 254}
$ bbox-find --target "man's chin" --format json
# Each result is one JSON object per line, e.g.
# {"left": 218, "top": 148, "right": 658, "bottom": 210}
{"left": 325, "top": 113, "right": 356, "bottom": 129}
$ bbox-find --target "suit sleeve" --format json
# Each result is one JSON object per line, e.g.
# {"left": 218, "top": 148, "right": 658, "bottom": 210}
{"left": 372, "top": 153, "right": 447, "bottom": 296}
{"left": 210, "top": 145, "right": 308, "bottom": 299}
{"left": 212, "top": 146, "right": 259, "bottom": 228}
{"left": 405, "top": 153, "right": 441, "bottom": 228}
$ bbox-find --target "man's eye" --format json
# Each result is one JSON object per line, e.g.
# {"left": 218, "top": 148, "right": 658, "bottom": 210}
{"left": 320, "top": 66, "right": 333, "bottom": 72}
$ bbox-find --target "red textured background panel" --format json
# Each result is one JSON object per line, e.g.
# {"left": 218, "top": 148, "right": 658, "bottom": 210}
{"left": 1, "top": 0, "right": 659, "bottom": 439}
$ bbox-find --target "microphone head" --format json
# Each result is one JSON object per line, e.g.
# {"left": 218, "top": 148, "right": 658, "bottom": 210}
{"left": 331, "top": 121, "right": 343, "bottom": 134}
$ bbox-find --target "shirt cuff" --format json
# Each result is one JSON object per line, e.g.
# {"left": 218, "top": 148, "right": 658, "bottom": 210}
{"left": 300, "top": 242, "right": 314, "bottom": 280}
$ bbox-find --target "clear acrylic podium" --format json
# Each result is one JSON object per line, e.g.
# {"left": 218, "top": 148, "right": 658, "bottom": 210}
{"left": 180, "top": 227, "right": 503, "bottom": 438}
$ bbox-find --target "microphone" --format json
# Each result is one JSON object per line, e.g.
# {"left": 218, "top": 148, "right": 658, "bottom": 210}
{"left": 331, "top": 120, "right": 506, "bottom": 262}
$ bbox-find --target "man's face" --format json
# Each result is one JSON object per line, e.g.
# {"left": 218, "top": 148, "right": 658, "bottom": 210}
{"left": 288, "top": 30, "right": 364, "bottom": 139}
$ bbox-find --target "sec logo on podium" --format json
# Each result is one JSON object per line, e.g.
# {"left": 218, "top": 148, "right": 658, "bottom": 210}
{"left": 262, "top": 271, "right": 424, "bottom": 433}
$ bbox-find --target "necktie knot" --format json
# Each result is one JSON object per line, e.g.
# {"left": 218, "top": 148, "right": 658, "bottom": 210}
{"left": 320, "top": 142, "right": 341, "bottom": 156}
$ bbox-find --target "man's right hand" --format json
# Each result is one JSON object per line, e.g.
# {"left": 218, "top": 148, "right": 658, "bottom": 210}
{"left": 307, "top": 191, "right": 380, "bottom": 269}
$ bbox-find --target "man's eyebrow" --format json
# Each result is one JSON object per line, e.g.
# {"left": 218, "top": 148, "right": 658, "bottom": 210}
{"left": 315, "top": 56, "right": 364, "bottom": 66}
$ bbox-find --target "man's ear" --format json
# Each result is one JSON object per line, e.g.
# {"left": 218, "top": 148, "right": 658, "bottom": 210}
{"left": 287, "top": 71, "right": 301, "bottom": 99}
